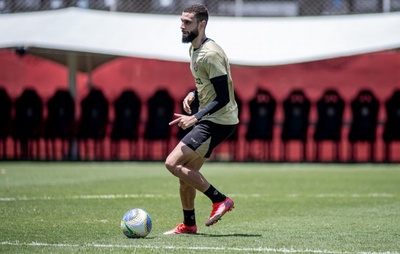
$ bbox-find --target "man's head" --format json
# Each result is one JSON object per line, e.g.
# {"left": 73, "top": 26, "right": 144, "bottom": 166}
{"left": 180, "top": 4, "right": 209, "bottom": 44}
{"left": 183, "top": 4, "right": 209, "bottom": 24}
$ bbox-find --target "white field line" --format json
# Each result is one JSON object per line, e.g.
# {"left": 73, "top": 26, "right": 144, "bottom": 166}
{"left": 0, "top": 241, "right": 399, "bottom": 254}
{"left": 0, "top": 193, "right": 394, "bottom": 202}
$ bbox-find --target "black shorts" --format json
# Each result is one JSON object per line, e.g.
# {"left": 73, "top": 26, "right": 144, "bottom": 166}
{"left": 181, "top": 120, "right": 237, "bottom": 158}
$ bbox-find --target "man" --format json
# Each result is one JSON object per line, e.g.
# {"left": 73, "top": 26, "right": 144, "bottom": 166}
{"left": 163, "top": 4, "right": 239, "bottom": 235}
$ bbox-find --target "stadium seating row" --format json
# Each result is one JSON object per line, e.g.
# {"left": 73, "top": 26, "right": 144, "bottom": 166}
{"left": 0, "top": 87, "right": 399, "bottom": 162}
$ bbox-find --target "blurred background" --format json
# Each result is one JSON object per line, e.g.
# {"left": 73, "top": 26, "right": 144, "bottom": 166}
{"left": 0, "top": 0, "right": 400, "bottom": 163}
{"left": 2, "top": 0, "right": 400, "bottom": 16}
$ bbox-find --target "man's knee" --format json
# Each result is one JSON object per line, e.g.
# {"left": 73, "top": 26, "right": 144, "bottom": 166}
{"left": 165, "top": 157, "right": 181, "bottom": 177}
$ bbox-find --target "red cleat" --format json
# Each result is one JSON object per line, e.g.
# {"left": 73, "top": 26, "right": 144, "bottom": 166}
{"left": 205, "top": 197, "right": 234, "bottom": 226}
{"left": 163, "top": 223, "right": 197, "bottom": 235}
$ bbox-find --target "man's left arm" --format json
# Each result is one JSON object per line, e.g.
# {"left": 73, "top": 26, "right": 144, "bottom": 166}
{"left": 194, "top": 75, "right": 229, "bottom": 121}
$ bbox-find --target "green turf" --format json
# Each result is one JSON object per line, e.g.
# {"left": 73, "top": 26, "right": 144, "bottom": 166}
{"left": 0, "top": 162, "right": 399, "bottom": 254}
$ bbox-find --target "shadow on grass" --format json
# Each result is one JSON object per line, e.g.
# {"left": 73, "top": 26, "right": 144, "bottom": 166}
{"left": 194, "top": 233, "right": 262, "bottom": 237}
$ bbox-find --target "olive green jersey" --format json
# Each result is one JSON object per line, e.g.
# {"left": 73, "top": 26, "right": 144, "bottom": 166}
{"left": 189, "top": 39, "right": 239, "bottom": 125}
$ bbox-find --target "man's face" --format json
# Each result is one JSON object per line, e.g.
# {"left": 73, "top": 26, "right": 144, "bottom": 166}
{"left": 180, "top": 12, "right": 199, "bottom": 43}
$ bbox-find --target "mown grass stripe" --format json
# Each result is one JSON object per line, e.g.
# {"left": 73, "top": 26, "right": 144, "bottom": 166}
{"left": 1, "top": 241, "right": 399, "bottom": 254}
{"left": 0, "top": 193, "right": 394, "bottom": 202}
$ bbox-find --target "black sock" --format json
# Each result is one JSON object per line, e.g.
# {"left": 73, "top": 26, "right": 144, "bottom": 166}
{"left": 183, "top": 209, "right": 196, "bottom": 226}
{"left": 203, "top": 184, "right": 226, "bottom": 204}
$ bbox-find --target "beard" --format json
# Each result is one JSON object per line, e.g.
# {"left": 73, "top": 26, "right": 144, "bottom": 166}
{"left": 182, "top": 29, "right": 199, "bottom": 43}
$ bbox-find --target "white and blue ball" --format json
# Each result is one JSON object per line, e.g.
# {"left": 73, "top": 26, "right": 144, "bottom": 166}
{"left": 121, "top": 208, "right": 152, "bottom": 238}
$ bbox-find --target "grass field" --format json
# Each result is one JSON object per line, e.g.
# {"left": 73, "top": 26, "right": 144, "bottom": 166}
{"left": 0, "top": 162, "right": 399, "bottom": 254}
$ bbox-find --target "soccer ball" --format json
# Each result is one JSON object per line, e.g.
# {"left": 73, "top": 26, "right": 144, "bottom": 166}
{"left": 120, "top": 208, "right": 152, "bottom": 238}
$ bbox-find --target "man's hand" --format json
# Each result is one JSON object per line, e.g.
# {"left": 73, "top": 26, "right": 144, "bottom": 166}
{"left": 169, "top": 113, "right": 198, "bottom": 130}
{"left": 183, "top": 91, "right": 196, "bottom": 114}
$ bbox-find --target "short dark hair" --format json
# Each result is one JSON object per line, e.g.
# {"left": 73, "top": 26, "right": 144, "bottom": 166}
{"left": 183, "top": 4, "right": 209, "bottom": 24}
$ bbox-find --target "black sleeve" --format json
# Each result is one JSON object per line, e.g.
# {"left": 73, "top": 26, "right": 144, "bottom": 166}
{"left": 194, "top": 75, "right": 230, "bottom": 120}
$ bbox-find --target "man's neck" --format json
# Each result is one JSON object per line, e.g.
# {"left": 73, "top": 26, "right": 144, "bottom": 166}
{"left": 191, "top": 34, "right": 207, "bottom": 49}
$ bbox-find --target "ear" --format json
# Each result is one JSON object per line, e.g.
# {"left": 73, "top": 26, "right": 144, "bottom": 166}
{"left": 199, "top": 20, "right": 207, "bottom": 30}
